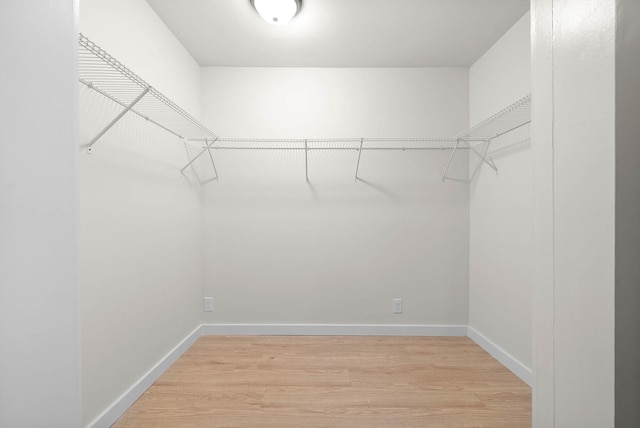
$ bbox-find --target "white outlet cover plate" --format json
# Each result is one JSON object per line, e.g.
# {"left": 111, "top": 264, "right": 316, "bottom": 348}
{"left": 204, "top": 297, "right": 214, "bottom": 312}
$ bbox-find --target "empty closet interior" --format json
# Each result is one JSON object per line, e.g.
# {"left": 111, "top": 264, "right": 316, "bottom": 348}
{"left": 79, "top": 0, "right": 532, "bottom": 425}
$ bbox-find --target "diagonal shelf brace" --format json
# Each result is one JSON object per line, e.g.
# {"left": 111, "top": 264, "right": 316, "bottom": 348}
{"left": 441, "top": 139, "right": 461, "bottom": 181}
{"left": 80, "top": 78, "right": 184, "bottom": 140}
{"left": 180, "top": 137, "right": 219, "bottom": 177}
{"left": 463, "top": 139, "right": 497, "bottom": 172}
{"left": 470, "top": 140, "right": 493, "bottom": 182}
{"left": 354, "top": 138, "right": 364, "bottom": 182}
{"left": 206, "top": 142, "right": 219, "bottom": 181}
{"left": 87, "top": 86, "right": 150, "bottom": 152}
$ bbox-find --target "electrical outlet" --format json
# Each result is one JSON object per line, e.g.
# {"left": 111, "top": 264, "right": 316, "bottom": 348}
{"left": 204, "top": 297, "right": 214, "bottom": 312}
{"left": 392, "top": 298, "right": 403, "bottom": 314}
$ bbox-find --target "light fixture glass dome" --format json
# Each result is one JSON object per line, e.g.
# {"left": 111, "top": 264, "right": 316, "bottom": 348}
{"left": 251, "top": 0, "right": 301, "bottom": 25}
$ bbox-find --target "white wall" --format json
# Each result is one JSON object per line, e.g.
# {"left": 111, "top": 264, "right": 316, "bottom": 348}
{"left": 79, "top": 0, "right": 201, "bottom": 114}
{"left": 0, "top": 1, "right": 81, "bottom": 427}
{"left": 468, "top": 13, "right": 532, "bottom": 373}
{"left": 532, "top": 0, "right": 615, "bottom": 426}
{"left": 200, "top": 68, "right": 470, "bottom": 327}
{"left": 79, "top": 0, "right": 204, "bottom": 425}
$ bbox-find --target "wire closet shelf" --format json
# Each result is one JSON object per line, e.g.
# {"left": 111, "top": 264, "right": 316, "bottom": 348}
{"left": 441, "top": 94, "right": 532, "bottom": 181}
{"left": 78, "top": 34, "right": 531, "bottom": 183}
{"left": 78, "top": 33, "right": 220, "bottom": 180}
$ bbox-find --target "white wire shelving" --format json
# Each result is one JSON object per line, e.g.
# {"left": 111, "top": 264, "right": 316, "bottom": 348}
{"left": 441, "top": 94, "right": 532, "bottom": 182}
{"left": 78, "top": 33, "right": 219, "bottom": 180}
{"left": 79, "top": 33, "right": 531, "bottom": 184}
{"left": 210, "top": 94, "right": 532, "bottom": 183}
{"left": 204, "top": 138, "right": 463, "bottom": 182}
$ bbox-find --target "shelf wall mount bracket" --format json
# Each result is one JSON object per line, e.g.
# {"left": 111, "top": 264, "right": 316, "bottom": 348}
{"left": 86, "top": 86, "right": 151, "bottom": 153}
{"left": 304, "top": 139, "right": 309, "bottom": 182}
{"left": 354, "top": 138, "right": 364, "bottom": 182}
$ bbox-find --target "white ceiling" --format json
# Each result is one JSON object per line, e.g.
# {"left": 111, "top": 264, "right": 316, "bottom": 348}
{"left": 146, "top": 0, "right": 529, "bottom": 68}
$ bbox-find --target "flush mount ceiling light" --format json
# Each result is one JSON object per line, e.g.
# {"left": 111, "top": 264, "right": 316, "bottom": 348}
{"left": 251, "top": 0, "right": 301, "bottom": 25}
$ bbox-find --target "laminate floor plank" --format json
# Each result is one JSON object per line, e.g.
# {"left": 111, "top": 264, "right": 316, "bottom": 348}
{"left": 113, "top": 336, "right": 531, "bottom": 428}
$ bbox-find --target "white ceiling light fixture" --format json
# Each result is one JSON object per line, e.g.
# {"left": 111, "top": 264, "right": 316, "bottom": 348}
{"left": 251, "top": 0, "right": 301, "bottom": 25}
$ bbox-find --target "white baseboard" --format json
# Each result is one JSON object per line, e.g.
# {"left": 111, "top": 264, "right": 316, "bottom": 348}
{"left": 200, "top": 323, "right": 468, "bottom": 336}
{"left": 87, "top": 324, "right": 202, "bottom": 428}
{"left": 467, "top": 326, "right": 532, "bottom": 386}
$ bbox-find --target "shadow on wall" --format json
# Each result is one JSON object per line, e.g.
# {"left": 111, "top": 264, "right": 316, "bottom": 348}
{"left": 468, "top": 123, "right": 531, "bottom": 182}
{"left": 355, "top": 178, "right": 402, "bottom": 203}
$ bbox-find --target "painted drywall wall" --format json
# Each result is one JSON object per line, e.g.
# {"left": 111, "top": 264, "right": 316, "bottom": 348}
{"left": 0, "top": 1, "right": 81, "bottom": 427}
{"left": 200, "top": 67, "right": 470, "bottom": 326}
{"left": 530, "top": 2, "right": 555, "bottom": 424}
{"left": 615, "top": 0, "right": 640, "bottom": 425}
{"left": 468, "top": 13, "right": 532, "bottom": 371}
{"left": 532, "top": 0, "right": 615, "bottom": 426}
{"left": 79, "top": 0, "right": 201, "bottom": 115}
{"left": 79, "top": 0, "right": 204, "bottom": 425}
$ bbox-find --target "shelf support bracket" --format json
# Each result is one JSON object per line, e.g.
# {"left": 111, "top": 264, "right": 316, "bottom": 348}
{"left": 205, "top": 141, "right": 219, "bottom": 181}
{"left": 463, "top": 139, "right": 497, "bottom": 173}
{"left": 354, "top": 138, "right": 364, "bottom": 182}
{"left": 87, "top": 86, "right": 150, "bottom": 152}
{"left": 441, "top": 139, "right": 461, "bottom": 181}
{"left": 180, "top": 137, "right": 218, "bottom": 177}
{"left": 304, "top": 140, "right": 309, "bottom": 182}
{"left": 469, "top": 140, "right": 493, "bottom": 181}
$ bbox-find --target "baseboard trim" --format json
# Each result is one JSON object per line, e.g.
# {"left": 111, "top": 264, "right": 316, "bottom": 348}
{"left": 200, "top": 323, "right": 468, "bottom": 336}
{"left": 87, "top": 324, "right": 202, "bottom": 428}
{"left": 467, "top": 326, "right": 532, "bottom": 386}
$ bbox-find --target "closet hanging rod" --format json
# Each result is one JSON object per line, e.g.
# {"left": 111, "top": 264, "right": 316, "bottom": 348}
{"left": 491, "top": 119, "right": 531, "bottom": 140}
{"left": 198, "top": 137, "right": 472, "bottom": 152}
{"left": 213, "top": 137, "right": 465, "bottom": 143}
{"left": 208, "top": 146, "right": 470, "bottom": 151}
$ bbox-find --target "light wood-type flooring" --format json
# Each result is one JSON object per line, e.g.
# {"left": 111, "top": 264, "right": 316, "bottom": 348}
{"left": 114, "top": 336, "right": 531, "bottom": 428}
